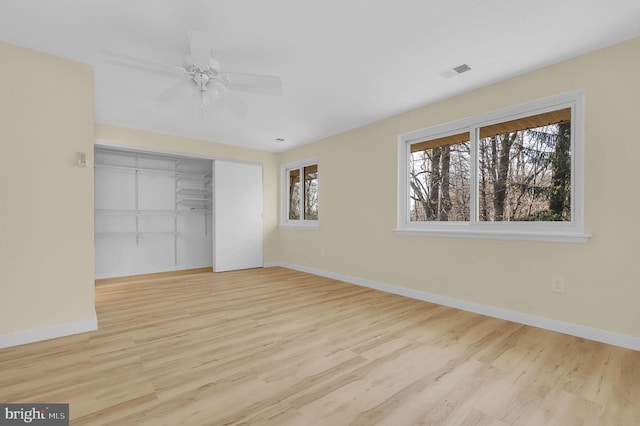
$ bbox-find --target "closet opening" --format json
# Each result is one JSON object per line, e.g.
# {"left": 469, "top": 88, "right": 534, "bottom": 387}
{"left": 94, "top": 146, "right": 213, "bottom": 279}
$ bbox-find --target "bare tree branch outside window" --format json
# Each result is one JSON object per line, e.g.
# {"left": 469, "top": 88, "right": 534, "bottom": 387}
{"left": 410, "top": 140, "right": 470, "bottom": 221}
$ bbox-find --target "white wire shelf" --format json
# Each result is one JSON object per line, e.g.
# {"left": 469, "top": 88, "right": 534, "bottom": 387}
{"left": 95, "top": 149, "right": 211, "bottom": 175}
{"left": 177, "top": 198, "right": 212, "bottom": 207}
{"left": 95, "top": 163, "right": 210, "bottom": 179}
{"left": 176, "top": 187, "right": 212, "bottom": 196}
{"left": 95, "top": 209, "right": 211, "bottom": 216}
{"left": 95, "top": 231, "right": 179, "bottom": 236}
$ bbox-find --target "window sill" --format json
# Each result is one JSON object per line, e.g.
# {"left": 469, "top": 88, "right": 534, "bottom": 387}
{"left": 280, "top": 222, "right": 320, "bottom": 230}
{"left": 393, "top": 227, "right": 590, "bottom": 243}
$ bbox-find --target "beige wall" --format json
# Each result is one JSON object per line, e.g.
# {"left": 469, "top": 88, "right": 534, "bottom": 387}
{"left": 277, "top": 37, "right": 640, "bottom": 338}
{"left": 93, "top": 124, "right": 280, "bottom": 263}
{"left": 0, "top": 42, "right": 95, "bottom": 334}
{"left": 2, "top": 36, "right": 639, "bottom": 342}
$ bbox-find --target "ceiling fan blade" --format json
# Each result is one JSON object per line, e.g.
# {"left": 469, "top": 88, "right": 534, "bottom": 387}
{"left": 102, "top": 49, "right": 187, "bottom": 77}
{"left": 187, "top": 29, "right": 213, "bottom": 67}
{"left": 217, "top": 91, "right": 248, "bottom": 116}
{"left": 219, "top": 72, "right": 282, "bottom": 93}
{"left": 155, "top": 78, "right": 196, "bottom": 101}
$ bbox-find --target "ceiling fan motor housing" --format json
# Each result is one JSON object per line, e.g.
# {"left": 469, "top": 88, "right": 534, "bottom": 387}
{"left": 193, "top": 72, "right": 211, "bottom": 90}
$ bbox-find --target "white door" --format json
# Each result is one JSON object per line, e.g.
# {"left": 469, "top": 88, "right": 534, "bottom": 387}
{"left": 213, "top": 160, "right": 263, "bottom": 272}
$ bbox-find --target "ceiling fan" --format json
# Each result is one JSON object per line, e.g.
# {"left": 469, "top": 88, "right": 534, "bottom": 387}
{"left": 103, "top": 29, "right": 282, "bottom": 116}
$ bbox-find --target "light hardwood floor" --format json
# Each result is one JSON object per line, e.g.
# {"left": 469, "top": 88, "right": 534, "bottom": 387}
{"left": 1, "top": 267, "right": 639, "bottom": 425}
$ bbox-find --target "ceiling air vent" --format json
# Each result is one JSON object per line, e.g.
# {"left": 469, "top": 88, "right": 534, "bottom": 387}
{"left": 440, "top": 63, "right": 472, "bottom": 79}
{"left": 453, "top": 64, "right": 471, "bottom": 74}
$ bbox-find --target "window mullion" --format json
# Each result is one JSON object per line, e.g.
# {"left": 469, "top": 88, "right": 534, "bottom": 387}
{"left": 469, "top": 126, "right": 479, "bottom": 225}
{"left": 299, "top": 167, "right": 304, "bottom": 221}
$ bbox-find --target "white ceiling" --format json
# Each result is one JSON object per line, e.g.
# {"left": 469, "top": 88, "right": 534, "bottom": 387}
{"left": 2, "top": 1, "right": 640, "bottom": 152}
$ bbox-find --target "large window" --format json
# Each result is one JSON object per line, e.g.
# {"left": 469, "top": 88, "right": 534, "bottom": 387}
{"left": 281, "top": 159, "right": 319, "bottom": 228}
{"left": 398, "top": 91, "right": 588, "bottom": 242}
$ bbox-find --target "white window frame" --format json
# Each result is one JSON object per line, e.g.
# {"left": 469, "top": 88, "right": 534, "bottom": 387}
{"left": 280, "top": 158, "right": 319, "bottom": 229}
{"left": 395, "top": 90, "right": 590, "bottom": 243}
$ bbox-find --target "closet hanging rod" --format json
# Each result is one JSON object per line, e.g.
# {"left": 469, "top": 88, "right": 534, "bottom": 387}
{"left": 95, "top": 209, "right": 177, "bottom": 216}
{"left": 95, "top": 209, "right": 211, "bottom": 216}
{"left": 95, "top": 231, "right": 180, "bottom": 236}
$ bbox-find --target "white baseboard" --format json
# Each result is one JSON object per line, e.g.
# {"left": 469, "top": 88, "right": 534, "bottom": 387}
{"left": 265, "top": 261, "right": 640, "bottom": 352}
{"left": 0, "top": 313, "right": 98, "bottom": 350}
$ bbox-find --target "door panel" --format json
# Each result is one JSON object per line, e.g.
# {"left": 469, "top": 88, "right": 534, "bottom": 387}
{"left": 213, "top": 161, "right": 263, "bottom": 272}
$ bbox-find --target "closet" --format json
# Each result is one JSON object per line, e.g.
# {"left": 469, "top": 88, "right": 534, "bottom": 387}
{"left": 95, "top": 146, "right": 264, "bottom": 278}
{"left": 95, "top": 148, "right": 214, "bottom": 278}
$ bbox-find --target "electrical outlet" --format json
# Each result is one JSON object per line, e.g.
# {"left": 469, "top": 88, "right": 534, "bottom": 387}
{"left": 552, "top": 276, "right": 566, "bottom": 294}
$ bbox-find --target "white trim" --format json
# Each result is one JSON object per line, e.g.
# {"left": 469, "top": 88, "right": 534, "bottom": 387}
{"left": 397, "top": 90, "right": 588, "bottom": 242}
{"left": 0, "top": 313, "right": 98, "bottom": 349}
{"left": 264, "top": 262, "right": 640, "bottom": 352}
{"left": 279, "top": 223, "right": 321, "bottom": 230}
{"left": 393, "top": 227, "right": 591, "bottom": 243}
{"left": 94, "top": 139, "right": 263, "bottom": 166}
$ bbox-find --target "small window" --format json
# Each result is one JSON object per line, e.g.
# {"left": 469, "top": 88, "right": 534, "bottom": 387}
{"left": 282, "top": 159, "right": 319, "bottom": 228}
{"left": 398, "top": 91, "right": 589, "bottom": 243}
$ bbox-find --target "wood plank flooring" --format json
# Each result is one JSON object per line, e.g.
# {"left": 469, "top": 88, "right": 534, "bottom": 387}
{"left": 1, "top": 267, "right": 639, "bottom": 425}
